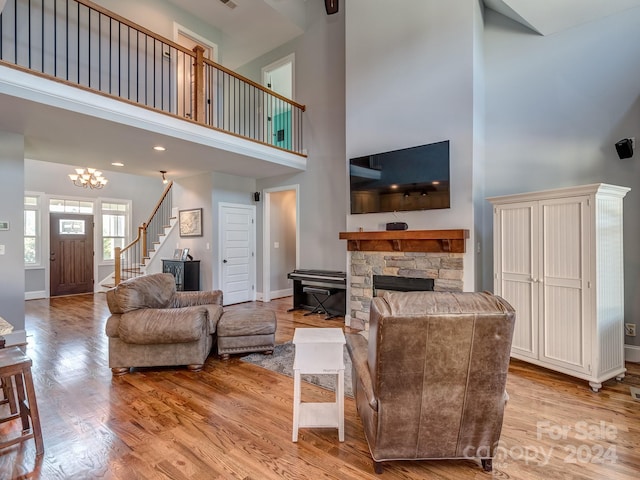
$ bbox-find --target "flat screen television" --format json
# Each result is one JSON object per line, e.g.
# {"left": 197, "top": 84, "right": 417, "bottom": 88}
{"left": 349, "top": 140, "right": 450, "bottom": 214}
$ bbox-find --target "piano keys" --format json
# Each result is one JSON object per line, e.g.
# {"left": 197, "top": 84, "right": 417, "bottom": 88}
{"left": 287, "top": 269, "right": 347, "bottom": 318}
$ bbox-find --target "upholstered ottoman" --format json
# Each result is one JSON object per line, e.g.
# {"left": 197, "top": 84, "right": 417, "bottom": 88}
{"left": 217, "top": 309, "right": 277, "bottom": 360}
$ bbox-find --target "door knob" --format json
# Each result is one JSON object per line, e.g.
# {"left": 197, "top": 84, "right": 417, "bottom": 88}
{"left": 223, "top": 259, "right": 228, "bottom": 263}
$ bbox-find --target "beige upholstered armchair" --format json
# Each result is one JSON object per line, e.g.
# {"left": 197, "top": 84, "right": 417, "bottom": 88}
{"left": 105, "top": 273, "right": 223, "bottom": 375}
{"left": 345, "top": 291, "right": 515, "bottom": 474}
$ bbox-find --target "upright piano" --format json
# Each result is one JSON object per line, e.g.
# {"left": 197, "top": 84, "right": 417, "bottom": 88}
{"left": 287, "top": 269, "right": 347, "bottom": 318}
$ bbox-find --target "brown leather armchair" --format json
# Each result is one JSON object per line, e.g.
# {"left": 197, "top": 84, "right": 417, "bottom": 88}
{"left": 105, "top": 273, "right": 223, "bottom": 375}
{"left": 345, "top": 291, "right": 515, "bottom": 474}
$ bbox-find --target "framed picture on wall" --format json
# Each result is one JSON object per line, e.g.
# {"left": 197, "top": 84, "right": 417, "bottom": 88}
{"left": 179, "top": 208, "right": 203, "bottom": 237}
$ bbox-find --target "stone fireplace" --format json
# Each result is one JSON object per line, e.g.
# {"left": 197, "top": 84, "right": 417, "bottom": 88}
{"left": 339, "top": 229, "right": 468, "bottom": 330}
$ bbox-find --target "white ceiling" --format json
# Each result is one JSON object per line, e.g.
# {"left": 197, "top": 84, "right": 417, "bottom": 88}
{"left": 484, "top": 0, "right": 640, "bottom": 35}
{"left": 164, "top": 0, "right": 306, "bottom": 70}
{"left": 6, "top": 0, "right": 640, "bottom": 183}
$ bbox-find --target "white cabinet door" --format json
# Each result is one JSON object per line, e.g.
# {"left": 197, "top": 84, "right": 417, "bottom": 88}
{"left": 538, "top": 196, "right": 591, "bottom": 374}
{"left": 490, "top": 184, "right": 628, "bottom": 391}
{"left": 494, "top": 201, "right": 539, "bottom": 360}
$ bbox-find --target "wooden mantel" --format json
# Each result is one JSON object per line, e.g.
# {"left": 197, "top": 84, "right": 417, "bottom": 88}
{"left": 338, "top": 229, "right": 469, "bottom": 253}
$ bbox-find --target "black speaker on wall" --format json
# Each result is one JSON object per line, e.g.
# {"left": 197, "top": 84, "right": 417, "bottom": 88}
{"left": 325, "top": 0, "right": 339, "bottom": 15}
{"left": 615, "top": 138, "right": 634, "bottom": 159}
{"left": 253, "top": 192, "right": 260, "bottom": 202}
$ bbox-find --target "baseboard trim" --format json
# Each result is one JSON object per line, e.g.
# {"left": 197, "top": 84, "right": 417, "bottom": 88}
{"left": 270, "top": 288, "right": 291, "bottom": 300}
{"left": 625, "top": 344, "right": 640, "bottom": 363}
{"left": 25, "top": 290, "right": 46, "bottom": 300}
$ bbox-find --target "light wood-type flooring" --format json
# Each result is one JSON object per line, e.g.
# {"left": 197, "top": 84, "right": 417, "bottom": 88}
{"left": 0, "top": 293, "right": 639, "bottom": 479}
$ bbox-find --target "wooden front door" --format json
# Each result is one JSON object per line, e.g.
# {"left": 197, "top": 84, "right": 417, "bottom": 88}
{"left": 50, "top": 213, "right": 94, "bottom": 296}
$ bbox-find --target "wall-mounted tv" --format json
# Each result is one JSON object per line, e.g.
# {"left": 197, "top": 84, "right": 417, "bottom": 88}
{"left": 349, "top": 140, "right": 450, "bottom": 214}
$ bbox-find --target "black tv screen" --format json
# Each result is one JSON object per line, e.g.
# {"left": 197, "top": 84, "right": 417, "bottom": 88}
{"left": 349, "top": 140, "right": 450, "bottom": 214}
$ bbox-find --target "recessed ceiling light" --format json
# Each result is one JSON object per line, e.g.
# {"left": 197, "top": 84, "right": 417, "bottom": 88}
{"left": 153, "top": 146, "right": 166, "bottom": 151}
{"left": 111, "top": 162, "right": 124, "bottom": 167}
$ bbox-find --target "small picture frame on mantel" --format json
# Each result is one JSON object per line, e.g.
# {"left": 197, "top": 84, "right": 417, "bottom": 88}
{"left": 173, "top": 248, "right": 182, "bottom": 260}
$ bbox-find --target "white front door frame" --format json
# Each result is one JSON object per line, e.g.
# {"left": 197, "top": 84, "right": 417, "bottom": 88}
{"left": 262, "top": 184, "right": 299, "bottom": 302}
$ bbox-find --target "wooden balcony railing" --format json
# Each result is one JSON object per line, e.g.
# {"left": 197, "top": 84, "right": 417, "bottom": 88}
{"left": 0, "top": 0, "right": 306, "bottom": 155}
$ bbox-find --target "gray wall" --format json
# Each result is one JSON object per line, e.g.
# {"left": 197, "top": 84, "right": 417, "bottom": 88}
{"left": 172, "top": 173, "right": 217, "bottom": 292}
{"left": 94, "top": 0, "right": 225, "bottom": 62}
{"left": 239, "top": 0, "right": 347, "bottom": 287}
{"left": 483, "top": 8, "right": 640, "bottom": 346}
{"left": 0, "top": 132, "right": 26, "bottom": 336}
{"left": 344, "top": 0, "right": 482, "bottom": 291}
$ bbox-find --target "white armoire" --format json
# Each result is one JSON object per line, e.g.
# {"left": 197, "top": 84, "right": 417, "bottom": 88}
{"left": 488, "top": 184, "right": 630, "bottom": 392}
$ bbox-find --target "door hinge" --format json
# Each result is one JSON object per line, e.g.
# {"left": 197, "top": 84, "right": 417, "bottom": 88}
{"left": 252, "top": 252, "right": 255, "bottom": 257}
{"left": 252, "top": 285, "right": 255, "bottom": 291}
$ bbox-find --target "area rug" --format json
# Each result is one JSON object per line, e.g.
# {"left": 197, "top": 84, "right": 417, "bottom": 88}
{"left": 240, "top": 342, "right": 354, "bottom": 397}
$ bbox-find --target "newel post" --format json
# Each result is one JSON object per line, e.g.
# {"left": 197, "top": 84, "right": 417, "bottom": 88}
{"left": 192, "top": 45, "right": 206, "bottom": 123}
{"left": 141, "top": 224, "right": 147, "bottom": 259}
{"left": 114, "top": 247, "right": 121, "bottom": 286}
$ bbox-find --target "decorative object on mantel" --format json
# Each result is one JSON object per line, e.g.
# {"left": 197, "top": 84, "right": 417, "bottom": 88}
{"left": 68, "top": 167, "right": 108, "bottom": 189}
{"left": 0, "top": 315, "right": 14, "bottom": 348}
{"left": 385, "top": 222, "right": 408, "bottom": 231}
{"left": 339, "top": 229, "right": 469, "bottom": 253}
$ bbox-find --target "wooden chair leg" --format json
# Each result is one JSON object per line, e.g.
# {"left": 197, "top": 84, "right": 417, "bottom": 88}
{"left": 22, "top": 368, "right": 44, "bottom": 456}
{"left": 1, "top": 376, "right": 17, "bottom": 414}
{"left": 373, "top": 461, "right": 383, "bottom": 474}
{"left": 13, "top": 373, "right": 31, "bottom": 432}
{"left": 481, "top": 458, "right": 493, "bottom": 472}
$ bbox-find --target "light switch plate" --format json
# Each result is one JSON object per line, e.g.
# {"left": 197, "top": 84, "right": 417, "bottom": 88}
{"left": 0, "top": 245, "right": 5, "bottom": 255}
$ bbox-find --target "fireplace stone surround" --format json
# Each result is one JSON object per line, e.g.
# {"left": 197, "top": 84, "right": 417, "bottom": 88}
{"left": 339, "top": 229, "right": 468, "bottom": 331}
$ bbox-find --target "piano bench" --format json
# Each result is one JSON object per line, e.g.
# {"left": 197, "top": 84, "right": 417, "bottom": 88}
{"left": 303, "top": 286, "right": 340, "bottom": 320}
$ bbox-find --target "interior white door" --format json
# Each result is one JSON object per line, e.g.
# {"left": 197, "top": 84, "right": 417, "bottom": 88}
{"left": 220, "top": 203, "right": 256, "bottom": 305}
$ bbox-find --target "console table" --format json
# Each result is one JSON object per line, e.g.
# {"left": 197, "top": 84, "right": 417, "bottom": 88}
{"left": 162, "top": 260, "right": 200, "bottom": 291}
{"left": 292, "top": 328, "right": 346, "bottom": 442}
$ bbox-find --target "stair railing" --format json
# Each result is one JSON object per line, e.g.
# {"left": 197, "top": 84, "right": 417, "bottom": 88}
{"left": 114, "top": 180, "right": 173, "bottom": 285}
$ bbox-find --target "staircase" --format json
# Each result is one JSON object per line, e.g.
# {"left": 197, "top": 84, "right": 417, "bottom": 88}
{"left": 100, "top": 181, "right": 175, "bottom": 289}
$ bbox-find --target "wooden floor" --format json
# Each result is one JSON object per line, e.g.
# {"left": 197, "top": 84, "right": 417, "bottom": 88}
{"left": 0, "top": 294, "right": 639, "bottom": 479}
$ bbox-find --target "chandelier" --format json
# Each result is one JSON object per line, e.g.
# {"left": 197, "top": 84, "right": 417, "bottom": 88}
{"left": 68, "top": 168, "right": 108, "bottom": 189}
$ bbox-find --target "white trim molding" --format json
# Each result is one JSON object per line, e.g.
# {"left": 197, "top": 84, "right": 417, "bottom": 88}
{"left": 625, "top": 344, "right": 640, "bottom": 363}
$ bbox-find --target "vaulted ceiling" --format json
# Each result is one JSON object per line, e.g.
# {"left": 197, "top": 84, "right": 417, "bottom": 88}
{"left": 7, "top": 0, "right": 640, "bottom": 181}
{"left": 484, "top": 0, "right": 640, "bottom": 35}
